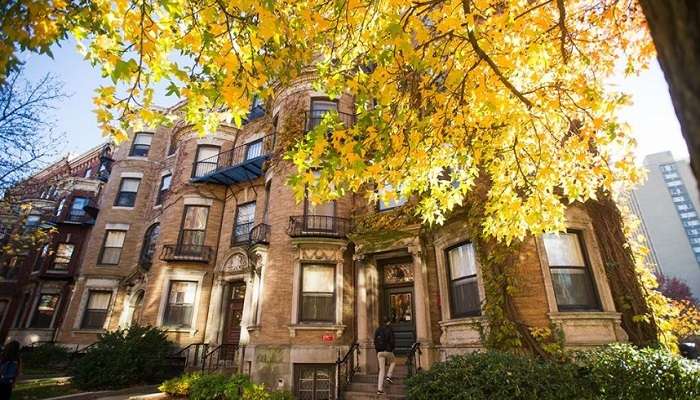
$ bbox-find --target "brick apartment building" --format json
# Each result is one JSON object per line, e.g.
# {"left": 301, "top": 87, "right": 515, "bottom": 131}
{"left": 0, "top": 144, "right": 112, "bottom": 344}
{"left": 41, "top": 72, "right": 632, "bottom": 399}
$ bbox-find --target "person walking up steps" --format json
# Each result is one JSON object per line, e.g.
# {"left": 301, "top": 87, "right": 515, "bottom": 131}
{"left": 374, "top": 317, "right": 396, "bottom": 396}
{"left": 0, "top": 341, "right": 21, "bottom": 400}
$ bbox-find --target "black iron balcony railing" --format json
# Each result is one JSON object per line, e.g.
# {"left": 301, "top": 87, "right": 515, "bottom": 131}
{"left": 304, "top": 110, "right": 356, "bottom": 133}
{"left": 287, "top": 215, "right": 352, "bottom": 238}
{"left": 160, "top": 244, "right": 213, "bottom": 263}
{"left": 231, "top": 223, "right": 271, "bottom": 246}
{"left": 191, "top": 133, "right": 275, "bottom": 183}
{"left": 249, "top": 223, "right": 271, "bottom": 244}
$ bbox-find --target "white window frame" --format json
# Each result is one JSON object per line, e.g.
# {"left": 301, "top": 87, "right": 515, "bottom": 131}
{"left": 73, "top": 278, "right": 119, "bottom": 331}
{"left": 156, "top": 269, "right": 205, "bottom": 334}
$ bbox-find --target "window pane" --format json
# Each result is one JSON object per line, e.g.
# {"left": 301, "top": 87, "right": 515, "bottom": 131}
{"left": 236, "top": 203, "right": 256, "bottom": 225}
{"left": 448, "top": 243, "right": 477, "bottom": 279}
{"left": 301, "top": 294, "right": 334, "bottom": 321}
{"left": 451, "top": 277, "right": 480, "bottom": 316}
{"left": 311, "top": 100, "right": 337, "bottom": 113}
{"left": 134, "top": 133, "right": 153, "bottom": 145}
{"left": 543, "top": 233, "right": 585, "bottom": 267}
{"left": 302, "top": 265, "right": 335, "bottom": 293}
{"left": 246, "top": 140, "right": 263, "bottom": 160}
{"left": 54, "top": 244, "right": 75, "bottom": 268}
{"left": 183, "top": 207, "right": 208, "bottom": 230}
{"left": 120, "top": 178, "right": 140, "bottom": 192}
{"left": 87, "top": 291, "right": 112, "bottom": 310}
{"left": 31, "top": 294, "right": 59, "bottom": 328}
{"left": 197, "top": 146, "right": 219, "bottom": 162}
{"left": 551, "top": 268, "right": 598, "bottom": 309}
{"left": 105, "top": 231, "right": 126, "bottom": 247}
{"left": 71, "top": 197, "right": 88, "bottom": 211}
{"left": 181, "top": 230, "right": 205, "bottom": 247}
{"left": 82, "top": 310, "right": 108, "bottom": 329}
{"left": 161, "top": 174, "right": 172, "bottom": 191}
{"left": 101, "top": 247, "right": 122, "bottom": 264}
{"left": 169, "top": 281, "right": 197, "bottom": 304}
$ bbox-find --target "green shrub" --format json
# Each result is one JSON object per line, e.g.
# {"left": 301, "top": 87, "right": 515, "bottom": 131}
{"left": 71, "top": 325, "right": 174, "bottom": 390}
{"left": 406, "top": 351, "right": 588, "bottom": 400}
{"left": 160, "top": 372, "right": 203, "bottom": 396}
{"left": 267, "top": 390, "right": 294, "bottom": 400}
{"left": 576, "top": 343, "right": 700, "bottom": 400}
{"left": 159, "top": 373, "right": 255, "bottom": 400}
{"left": 21, "top": 343, "right": 71, "bottom": 370}
{"left": 241, "top": 384, "right": 270, "bottom": 400}
{"left": 407, "top": 345, "right": 700, "bottom": 400}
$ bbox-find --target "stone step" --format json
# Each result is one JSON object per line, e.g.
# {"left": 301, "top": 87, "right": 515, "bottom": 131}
{"left": 347, "top": 382, "right": 405, "bottom": 395}
{"left": 343, "top": 390, "right": 405, "bottom": 400}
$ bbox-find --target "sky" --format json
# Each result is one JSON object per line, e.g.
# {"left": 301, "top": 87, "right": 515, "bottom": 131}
{"left": 21, "top": 38, "right": 689, "bottom": 163}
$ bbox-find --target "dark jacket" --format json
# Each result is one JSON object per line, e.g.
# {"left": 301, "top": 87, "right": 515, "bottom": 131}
{"left": 374, "top": 325, "right": 395, "bottom": 352}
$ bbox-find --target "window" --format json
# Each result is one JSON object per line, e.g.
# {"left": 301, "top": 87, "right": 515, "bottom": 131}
{"left": 689, "top": 229, "right": 700, "bottom": 235}
{"left": 52, "top": 243, "right": 75, "bottom": 270}
{"left": 686, "top": 220, "right": 700, "bottom": 227}
{"left": 446, "top": 242, "right": 481, "bottom": 317}
{"left": 245, "top": 139, "right": 263, "bottom": 160}
{"left": 307, "top": 99, "right": 337, "bottom": 130}
{"left": 156, "top": 174, "right": 172, "bottom": 205}
{"left": 677, "top": 203, "right": 691, "bottom": 211}
{"left": 30, "top": 293, "right": 60, "bottom": 328}
{"left": 163, "top": 280, "right": 197, "bottom": 328}
{"left": 140, "top": 223, "right": 160, "bottom": 266}
{"left": 295, "top": 364, "right": 333, "bottom": 400}
{"left": 192, "top": 145, "right": 220, "bottom": 177}
{"left": 661, "top": 164, "right": 676, "bottom": 172}
{"left": 542, "top": 231, "right": 600, "bottom": 311}
{"left": 84, "top": 167, "right": 93, "bottom": 178}
{"left": 681, "top": 212, "right": 698, "bottom": 219}
{"left": 34, "top": 244, "right": 49, "bottom": 271}
{"left": 99, "top": 230, "right": 126, "bottom": 264}
{"left": 129, "top": 132, "right": 153, "bottom": 157}
{"left": 114, "top": 178, "right": 140, "bottom": 207}
{"left": 25, "top": 215, "right": 41, "bottom": 228}
{"left": 263, "top": 181, "right": 271, "bottom": 224}
{"left": 673, "top": 196, "right": 685, "bottom": 202}
{"left": 55, "top": 198, "right": 66, "bottom": 216}
{"left": 69, "top": 197, "right": 88, "bottom": 220}
{"left": 378, "top": 184, "right": 407, "bottom": 210}
{"left": 1, "top": 256, "right": 20, "bottom": 279}
{"left": 300, "top": 264, "right": 335, "bottom": 323}
{"left": 81, "top": 290, "right": 112, "bottom": 329}
{"left": 233, "top": 202, "right": 256, "bottom": 244}
{"left": 691, "top": 238, "right": 700, "bottom": 244}
{"left": 13, "top": 293, "right": 30, "bottom": 328}
{"left": 168, "top": 135, "right": 178, "bottom": 156}
{"left": 304, "top": 186, "right": 335, "bottom": 231}
{"left": 670, "top": 187, "right": 683, "bottom": 195}
{"left": 664, "top": 172, "right": 679, "bottom": 179}
{"left": 179, "top": 206, "right": 209, "bottom": 254}
{"left": 693, "top": 247, "right": 700, "bottom": 253}
{"left": 667, "top": 180, "right": 683, "bottom": 187}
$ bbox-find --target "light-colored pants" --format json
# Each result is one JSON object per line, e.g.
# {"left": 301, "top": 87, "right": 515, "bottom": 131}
{"left": 377, "top": 351, "right": 396, "bottom": 391}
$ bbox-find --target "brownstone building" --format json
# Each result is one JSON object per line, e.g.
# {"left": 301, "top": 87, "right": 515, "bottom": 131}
{"left": 53, "top": 77, "right": 629, "bottom": 399}
{"left": 0, "top": 144, "right": 112, "bottom": 344}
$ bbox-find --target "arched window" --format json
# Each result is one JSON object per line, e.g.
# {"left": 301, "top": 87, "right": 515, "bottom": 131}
{"left": 130, "top": 290, "right": 145, "bottom": 326}
{"left": 139, "top": 223, "right": 160, "bottom": 268}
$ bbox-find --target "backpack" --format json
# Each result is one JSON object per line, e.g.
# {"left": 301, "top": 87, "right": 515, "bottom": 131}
{"left": 374, "top": 327, "right": 388, "bottom": 352}
{"left": 0, "top": 361, "right": 18, "bottom": 385}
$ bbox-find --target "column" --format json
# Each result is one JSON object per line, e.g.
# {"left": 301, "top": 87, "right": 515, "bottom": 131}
{"left": 408, "top": 243, "right": 433, "bottom": 368}
{"left": 355, "top": 254, "right": 369, "bottom": 373}
{"left": 204, "top": 277, "right": 226, "bottom": 344}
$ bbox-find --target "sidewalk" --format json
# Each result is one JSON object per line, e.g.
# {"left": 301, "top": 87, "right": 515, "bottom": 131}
{"left": 46, "top": 385, "right": 161, "bottom": 400}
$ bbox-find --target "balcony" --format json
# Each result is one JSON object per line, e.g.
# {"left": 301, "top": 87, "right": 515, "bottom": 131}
{"left": 160, "top": 244, "right": 213, "bottom": 263}
{"left": 287, "top": 215, "right": 352, "bottom": 238}
{"left": 304, "top": 111, "right": 355, "bottom": 133}
{"left": 191, "top": 134, "right": 275, "bottom": 185}
{"left": 231, "top": 223, "right": 271, "bottom": 246}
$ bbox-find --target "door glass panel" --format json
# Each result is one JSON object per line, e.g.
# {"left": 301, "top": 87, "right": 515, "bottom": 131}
{"left": 389, "top": 293, "right": 413, "bottom": 323}
{"left": 383, "top": 263, "right": 414, "bottom": 284}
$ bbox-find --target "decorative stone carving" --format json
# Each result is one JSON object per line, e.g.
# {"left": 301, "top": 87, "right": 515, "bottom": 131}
{"left": 220, "top": 252, "right": 249, "bottom": 274}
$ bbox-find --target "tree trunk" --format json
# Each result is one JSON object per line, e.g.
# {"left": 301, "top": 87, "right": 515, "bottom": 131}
{"left": 639, "top": 1, "right": 700, "bottom": 183}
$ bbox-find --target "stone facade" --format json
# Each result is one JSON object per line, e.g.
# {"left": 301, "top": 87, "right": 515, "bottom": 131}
{"left": 44, "top": 76, "right": 629, "bottom": 398}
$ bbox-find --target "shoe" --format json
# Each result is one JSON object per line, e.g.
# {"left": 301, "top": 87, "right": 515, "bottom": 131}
{"left": 377, "top": 390, "right": 385, "bottom": 395}
{"left": 385, "top": 377, "right": 394, "bottom": 384}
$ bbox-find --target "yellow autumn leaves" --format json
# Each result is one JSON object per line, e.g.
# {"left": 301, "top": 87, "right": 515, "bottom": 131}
{"left": 0, "top": 0, "right": 653, "bottom": 243}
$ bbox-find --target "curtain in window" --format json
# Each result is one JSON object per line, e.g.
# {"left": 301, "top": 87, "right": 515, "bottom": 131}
{"left": 543, "top": 233, "right": 599, "bottom": 310}
{"left": 447, "top": 243, "right": 481, "bottom": 316}
{"left": 164, "top": 281, "right": 197, "bottom": 327}
{"left": 101, "top": 231, "right": 126, "bottom": 264}
{"left": 82, "top": 291, "right": 111, "bottom": 329}
{"left": 300, "top": 264, "right": 335, "bottom": 322}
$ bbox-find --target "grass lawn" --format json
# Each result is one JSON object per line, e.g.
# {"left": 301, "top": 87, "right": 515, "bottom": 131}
{"left": 11, "top": 378, "right": 81, "bottom": 400}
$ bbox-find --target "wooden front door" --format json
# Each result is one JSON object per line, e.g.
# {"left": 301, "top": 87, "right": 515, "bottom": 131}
{"left": 381, "top": 259, "right": 416, "bottom": 356}
{"left": 223, "top": 282, "right": 246, "bottom": 345}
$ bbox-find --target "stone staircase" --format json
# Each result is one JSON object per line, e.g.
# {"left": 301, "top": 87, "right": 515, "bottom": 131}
{"left": 342, "top": 363, "right": 408, "bottom": 399}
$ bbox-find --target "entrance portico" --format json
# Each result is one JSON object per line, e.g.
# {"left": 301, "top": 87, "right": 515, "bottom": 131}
{"left": 354, "top": 228, "right": 433, "bottom": 374}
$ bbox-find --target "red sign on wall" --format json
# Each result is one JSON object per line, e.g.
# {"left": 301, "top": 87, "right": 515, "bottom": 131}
{"left": 322, "top": 334, "right": 334, "bottom": 343}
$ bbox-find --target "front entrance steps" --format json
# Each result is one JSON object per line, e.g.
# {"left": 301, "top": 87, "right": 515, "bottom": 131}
{"left": 342, "top": 364, "right": 408, "bottom": 399}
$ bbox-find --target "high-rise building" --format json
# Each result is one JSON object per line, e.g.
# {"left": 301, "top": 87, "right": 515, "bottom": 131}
{"left": 633, "top": 151, "right": 700, "bottom": 297}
